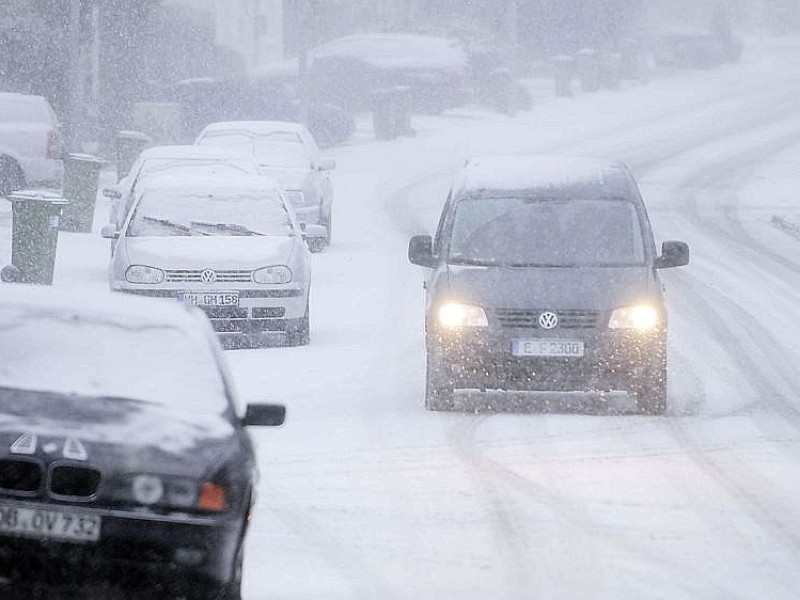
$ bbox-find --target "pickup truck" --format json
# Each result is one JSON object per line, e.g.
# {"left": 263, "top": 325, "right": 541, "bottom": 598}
{"left": 0, "top": 92, "right": 63, "bottom": 196}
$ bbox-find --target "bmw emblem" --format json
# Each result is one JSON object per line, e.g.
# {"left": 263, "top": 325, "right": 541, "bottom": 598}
{"left": 200, "top": 269, "right": 217, "bottom": 284}
{"left": 538, "top": 311, "right": 559, "bottom": 330}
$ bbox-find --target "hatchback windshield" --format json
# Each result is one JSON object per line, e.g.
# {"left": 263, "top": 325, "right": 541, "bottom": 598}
{"left": 127, "top": 188, "right": 294, "bottom": 237}
{"left": 448, "top": 198, "right": 646, "bottom": 266}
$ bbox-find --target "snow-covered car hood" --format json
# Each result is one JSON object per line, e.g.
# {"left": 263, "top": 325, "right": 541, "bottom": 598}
{"left": 0, "top": 388, "right": 234, "bottom": 474}
{"left": 443, "top": 265, "right": 659, "bottom": 311}
{"left": 123, "top": 235, "right": 297, "bottom": 270}
{"left": 258, "top": 167, "right": 312, "bottom": 191}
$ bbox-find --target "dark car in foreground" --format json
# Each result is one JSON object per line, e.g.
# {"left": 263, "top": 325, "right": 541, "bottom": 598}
{"left": 0, "top": 287, "right": 285, "bottom": 598}
{"left": 409, "top": 156, "right": 689, "bottom": 414}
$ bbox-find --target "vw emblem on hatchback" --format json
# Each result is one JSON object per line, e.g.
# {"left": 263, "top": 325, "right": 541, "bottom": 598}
{"left": 200, "top": 269, "right": 217, "bottom": 284}
{"left": 538, "top": 311, "right": 559, "bottom": 330}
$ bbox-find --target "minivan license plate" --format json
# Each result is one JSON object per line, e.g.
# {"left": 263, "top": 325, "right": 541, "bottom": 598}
{"left": 0, "top": 504, "right": 101, "bottom": 543}
{"left": 177, "top": 293, "right": 239, "bottom": 307}
{"left": 512, "top": 339, "right": 585, "bottom": 357}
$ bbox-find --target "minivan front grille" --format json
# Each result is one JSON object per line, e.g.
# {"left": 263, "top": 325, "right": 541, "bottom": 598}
{"left": 164, "top": 270, "right": 253, "bottom": 284}
{"left": 0, "top": 459, "right": 43, "bottom": 495}
{"left": 49, "top": 466, "right": 101, "bottom": 500}
{"left": 493, "top": 309, "right": 603, "bottom": 329}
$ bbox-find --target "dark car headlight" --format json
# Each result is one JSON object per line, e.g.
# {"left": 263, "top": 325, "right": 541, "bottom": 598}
{"left": 115, "top": 474, "right": 228, "bottom": 512}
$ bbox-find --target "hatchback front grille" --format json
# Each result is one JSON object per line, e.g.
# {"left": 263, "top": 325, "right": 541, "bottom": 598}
{"left": 49, "top": 465, "right": 101, "bottom": 499}
{"left": 0, "top": 459, "right": 43, "bottom": 495}
{"left": 164, "top": 270, "right": 253, "bottom": 284}
{"left": 200, "top": 306, "right": 249, "bottom": 319}
{"left": 493, "top": 309, "right": 603, "bottom": 329}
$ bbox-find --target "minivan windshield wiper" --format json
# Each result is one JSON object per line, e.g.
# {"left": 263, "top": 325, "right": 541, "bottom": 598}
{"left": 191, "top": 221, "right": 265, "bottom": 236}
{"left": 141, "top": 215, "right": 210, "bottom": 236}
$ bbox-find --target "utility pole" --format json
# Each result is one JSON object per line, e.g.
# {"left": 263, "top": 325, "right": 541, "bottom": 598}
{"left": 297, "top": 0, "right": 311, "bottom": 127}
{"left": 505, "top": 0, "right": 519, "bottom": 115}
{"left": 66, "top": 0, "right": 83, "bottom": 152}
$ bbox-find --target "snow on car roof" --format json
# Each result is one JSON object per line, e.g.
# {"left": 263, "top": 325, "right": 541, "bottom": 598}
{"left": 454, "top": 156, "right": 634, "bottom": 198}
{"left": 139, "top": 144, "right": 254, "bottom": 160}
{"left": 202, "top": 121, "right": 308, "bottom": 135}
{"left": 139, "top": 172, "right": 283, "bottom": 194}
{"left": 310, "top": 33, "right": 468, "bottom": 70}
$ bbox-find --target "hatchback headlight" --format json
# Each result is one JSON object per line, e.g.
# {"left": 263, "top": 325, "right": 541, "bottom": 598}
{"left": 437, "top": 302, "right": 488, "bottom": 328}
{"left": 253, "top": 265, "right": 292, "bottom": 284}
{"left": 125, "top": 265, "right": 165, "bottom": 284}
{"left": 609, "top": 305, "right": 661, "bottom": 330}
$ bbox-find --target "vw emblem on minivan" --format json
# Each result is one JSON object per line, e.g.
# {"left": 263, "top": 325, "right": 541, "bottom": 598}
{"left": 200, "top": 269, "right": 217, "bottom": 284}
{"left": 538, "top": 311, "right": 559, "bottom": 330}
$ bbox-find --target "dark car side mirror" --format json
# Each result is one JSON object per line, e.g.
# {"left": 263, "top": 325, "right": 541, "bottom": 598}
{"left": 241, "top": 404, "right": 286, "bottom": 427}
{"left": 409, "top": 235, "right": 437, "bottom": 268}
{"left": 654, "top": 240, "right": 689, "bottom": 269}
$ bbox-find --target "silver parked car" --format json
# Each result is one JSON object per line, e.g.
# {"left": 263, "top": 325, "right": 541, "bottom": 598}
{"left": 103, "top": 173, "right": 314, "bottom": 348}
{"left": 195, "top": 121, "right": 335, "bottom": 252}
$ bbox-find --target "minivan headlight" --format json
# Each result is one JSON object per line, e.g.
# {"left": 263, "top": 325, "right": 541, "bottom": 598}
{"left": 125, "top": 265, "right": 165, "bottom": 284}
{"left": 253, "top": 266, "right": 292, "bottom": 284}
{"left": 609, "top": 305, "right": 660, "bottom": 330}
{"left": 438, "top": 303, "right": 488, "bottom": 328}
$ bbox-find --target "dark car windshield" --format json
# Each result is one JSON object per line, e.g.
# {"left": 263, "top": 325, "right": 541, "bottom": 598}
{"left": 447, "top": 197, "right": 646, "bottom": 267}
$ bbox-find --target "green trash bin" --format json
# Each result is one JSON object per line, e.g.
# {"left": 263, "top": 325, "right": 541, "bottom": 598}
{"left": 115, "top": 130, "right": 151, "bottom": 181}
{"left": 61, "top": 153, "right": 104, "bottom": 233}
{"left": 1, "top": 191, "right": 70, "bottom": 285}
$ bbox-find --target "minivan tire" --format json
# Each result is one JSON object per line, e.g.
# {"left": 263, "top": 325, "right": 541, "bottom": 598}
{"left": 425, "top": 351, "right": 455, "bottom": 411}
{"left": 634, "top": 362, "right": 667, "bottom": 415}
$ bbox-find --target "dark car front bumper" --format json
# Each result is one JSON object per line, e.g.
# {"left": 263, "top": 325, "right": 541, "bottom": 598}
{"left": 429, "top": 325, "right": 665, "bottom": 392}
{"left": 0, "top": 500, "right": 242, "bottom": 591}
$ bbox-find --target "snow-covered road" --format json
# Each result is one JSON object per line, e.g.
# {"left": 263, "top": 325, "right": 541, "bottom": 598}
{"left": 232, "top": 39, "right": 800, "bottom": 600}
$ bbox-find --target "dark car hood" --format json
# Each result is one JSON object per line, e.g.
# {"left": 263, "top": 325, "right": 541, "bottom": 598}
{"left": 443, "top": 265, "right": 659, "bottom": 310}
{"left": 0, "top": 389, "right": 236, "bottom": 477}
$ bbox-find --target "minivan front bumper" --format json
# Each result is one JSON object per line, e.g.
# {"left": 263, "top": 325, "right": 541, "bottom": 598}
{"left": 428, "top": 326, "right": 665, "bottom": 392}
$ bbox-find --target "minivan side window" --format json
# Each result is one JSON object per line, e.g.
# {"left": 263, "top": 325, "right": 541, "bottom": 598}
{"left": 433, "top": 190, "right": 453, "bottom": 258}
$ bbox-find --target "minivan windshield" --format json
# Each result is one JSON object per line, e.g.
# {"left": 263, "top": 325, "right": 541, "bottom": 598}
{"left": 447, "top": 197, "right": 646, "bottom": 267}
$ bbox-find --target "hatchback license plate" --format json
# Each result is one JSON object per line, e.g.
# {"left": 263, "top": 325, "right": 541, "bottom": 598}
{"left": 0, "top": 504, "right": 101, "bottom": 543}
{"left": 512, "top": 339, "right": 585, "bottom": 357}
{"left": 178, "top": 293, "right": 239, "bottom": 307}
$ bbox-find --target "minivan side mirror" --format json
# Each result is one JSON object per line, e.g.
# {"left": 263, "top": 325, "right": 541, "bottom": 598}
{"left": 654, "top": 240, "right": 689, "bottom": 269}
{"left": 408, "top": 235, "right": 437, "bottom": 268}
{"left": 241, "top": 403, "right": 286, "bottom": 427}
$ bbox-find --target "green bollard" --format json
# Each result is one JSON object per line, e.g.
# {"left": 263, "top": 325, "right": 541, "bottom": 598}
{"left": 115, "top": 130, "right": 151, "bottom": 181}
{"left": 1, "top": 191, "right": 70, "bottom": 285}
{"left": 60, "top": 153, "right": 104, "bottom": 233}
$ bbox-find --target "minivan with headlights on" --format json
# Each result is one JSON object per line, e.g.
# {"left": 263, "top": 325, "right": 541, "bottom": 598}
{"left": 408, "top": 156, "right": 689, "bottom": 414}
{"left": 104, "top": 173, "right": 320, "bottom": 347}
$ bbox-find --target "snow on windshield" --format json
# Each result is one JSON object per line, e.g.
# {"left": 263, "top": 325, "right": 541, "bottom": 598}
{"left": 128, "top": 187, "right": 294, "bottom": 237}
{"left": 0, "top": 309, "right": 227, "bottom": 413}
{"left": 448, "top": 198, "right": 646, "bottom": 266}
{"left": 139, "top": 158, "right": 256, "bottom": 179}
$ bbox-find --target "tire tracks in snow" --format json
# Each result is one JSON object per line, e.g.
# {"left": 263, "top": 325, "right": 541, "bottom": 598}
{"left": 655, "top": 127, "right": 800, "bottom": 553}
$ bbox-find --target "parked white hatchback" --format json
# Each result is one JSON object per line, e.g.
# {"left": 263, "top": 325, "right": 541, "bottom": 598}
{"left": 104, "top": 173, "right": 313, "bottom": 347}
